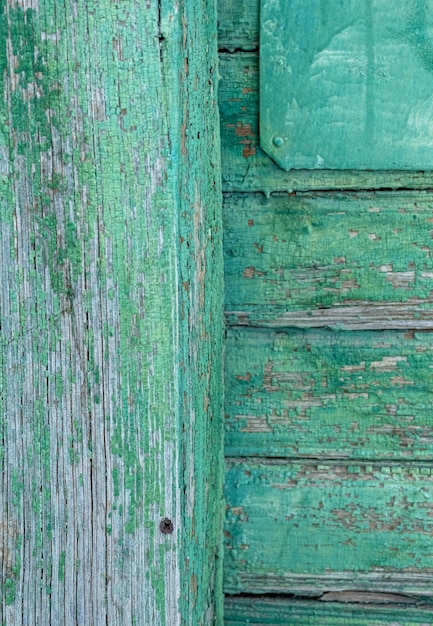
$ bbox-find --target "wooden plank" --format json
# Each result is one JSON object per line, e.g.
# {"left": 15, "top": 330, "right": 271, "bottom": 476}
{"left": 224, "top": 192, "right": 433, "bottom": 329}
{"left": 225, "top": 328, "right": 433, "bottom": 460}
{"left": 225, "top": 597, "right": 433, "bottom": 625}
{"left": 218, "top": 0, "right": 258, "bottom": 50}
{"left": 0, "top": 1, "right": 223, "bottom": 624}
{"left": 164, "top": 1, "right": 225, "bottom": 623}
{"left": 219, "top": 53, "right": 433, "bottom": 192}
{"left": 224, "top": 460, "right": 433, "bottom": 596}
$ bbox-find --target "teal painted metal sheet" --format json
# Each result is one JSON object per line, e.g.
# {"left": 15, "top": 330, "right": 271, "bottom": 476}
{"left": 260, "top": 0, "right": 433, "bottom": 170}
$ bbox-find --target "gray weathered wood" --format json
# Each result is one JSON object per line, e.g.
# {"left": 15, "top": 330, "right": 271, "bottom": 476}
{"left": 0, "top": 0, "right": 223, "bottom": 623}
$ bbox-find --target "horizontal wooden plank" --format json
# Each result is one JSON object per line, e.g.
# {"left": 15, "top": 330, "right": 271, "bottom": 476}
{"left": 219, "top": 53, "right": 433, "bottom": 192}
{"left": 225, "top": 597, "right": 433, "bottom": 625}
{"left": 224, "top": 192, "right": 433, "bottom": 329}
{"left": 224, "top": 460, "right": 433, "bottom": 595}
{"left": 225, "top": 328, "right": 433, "bottom": 460}
{"left": 226, "top": 304, "right": 433, "bottom": 331}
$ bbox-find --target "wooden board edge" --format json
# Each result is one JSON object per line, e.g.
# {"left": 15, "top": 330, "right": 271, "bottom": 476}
{"left": 224, "top": 596, "right": 433, "bottom": 625}
{"left": 162, "top": 0, "right": 225, "bottom": 622}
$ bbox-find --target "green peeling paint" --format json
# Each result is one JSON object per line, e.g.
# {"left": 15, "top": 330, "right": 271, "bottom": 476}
{"left": 225, "top": 460, "right": 433, "bottom": 595}
{"left": 225, "top": 328, "right": 433, "bottom": 459}
{"left": 225, "top": 597, "right": 433, "bottom": 625}
{"left": 220, "top": 0, "right": 433, "bottom": 621}
{"left": 1, "top": 0, "right": 223, "bottom": 623}
{"left": 224, "top": 192, "right": 433, "bottom": 325}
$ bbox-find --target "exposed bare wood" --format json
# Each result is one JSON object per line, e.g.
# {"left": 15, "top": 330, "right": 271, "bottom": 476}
{"left": 224, "top": 192, "right": 433, "bottom": 329}
{"left": 225, "top": 328, "right": 433, "bottom": 459}
{"left": 0, "top": 0, "right": 223, "bottom": 623}
{"left": 225, "top": 596, "right": 433, "bottom": 625}
{"left": 320, "top": 592, "right": 417, "bottom": 604}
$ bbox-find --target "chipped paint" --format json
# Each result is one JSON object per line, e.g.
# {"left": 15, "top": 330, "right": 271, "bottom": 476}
{"left": 225, "top": 328, "right": 433, "bottom": 459}
{"left": 225, "top": 460, "right": 433, "bottom": 595}
{"left": 224, "top": 192, "right": 433, "bottom": 329}
{"left": 220, "top": 0, "right": 433, "bottom": 619}
{"left": 1, "top": 0, "right": 223, "bottom": 623}
{"left": 225, "top": 597, "right": 433, "bottom": 625}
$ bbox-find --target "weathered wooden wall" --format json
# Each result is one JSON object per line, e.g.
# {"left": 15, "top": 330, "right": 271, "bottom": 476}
{"left": 0, "top": 0, "right": 223, "bottom": 624}
{"left": 219, "top": 0, "right": 433, "bottom": 623}
{"left": 218, "top": 2, "right": 433, "bottom": 193}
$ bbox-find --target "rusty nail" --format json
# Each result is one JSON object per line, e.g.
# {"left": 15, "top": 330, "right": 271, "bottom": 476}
{"left": 160, "top": 518, "right": 174, "bottom": 534}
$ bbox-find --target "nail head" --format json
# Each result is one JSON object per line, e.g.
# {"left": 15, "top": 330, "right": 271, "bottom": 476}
{"left": 160, "top": 518, "right": 174, "bottom": 534}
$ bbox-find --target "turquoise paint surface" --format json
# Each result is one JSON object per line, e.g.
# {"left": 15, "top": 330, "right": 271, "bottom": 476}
{"left": 261, "top": 0, "right": 433, "bottom": 170}
{"left": 225, "top": 460, "right": 433, "bottom": 594}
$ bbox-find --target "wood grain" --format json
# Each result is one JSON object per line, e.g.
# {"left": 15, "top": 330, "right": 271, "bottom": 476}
{"left": 225, "top": 597, "right": 433, "bottom": 625}
{"left": 0, "top": 0, "right": 223, "bottom": 624}
{"left": 219, "top": 0, "right": 433, "bottom": 618}
{"left": 224, "top": 192, "right": 433, "bottom": 329}
{"left": 224, "top": 459, "right": 433, "bottom": 596}
{"left": 164, "top": 1, "right": 225, "bottom": 622}
{"left": 219, "top": 53, "right": 433, "bottom": 192}
{"left": 225, "top": 328, "right": 433, "bottom": 459}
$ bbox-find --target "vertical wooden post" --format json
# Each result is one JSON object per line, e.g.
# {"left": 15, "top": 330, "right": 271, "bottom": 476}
{"left": 0, "top": 0, "right": 223, "bottom": 623}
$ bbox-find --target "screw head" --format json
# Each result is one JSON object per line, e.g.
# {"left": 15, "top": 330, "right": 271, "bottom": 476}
{"left": 273, "top": 136, "right": 284, "bottom": 147}
{"left": 160, "top": 518, "right": 174, "bottom": 534}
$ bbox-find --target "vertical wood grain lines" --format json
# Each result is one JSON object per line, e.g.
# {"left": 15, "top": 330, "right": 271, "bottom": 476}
{"left": 0, "top": 0, "right": 223, "bottom": 623}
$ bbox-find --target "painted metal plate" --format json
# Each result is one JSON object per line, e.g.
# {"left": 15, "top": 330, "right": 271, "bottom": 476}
{"left": 260, "top": 0, "right": 433, "bottom": 170}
